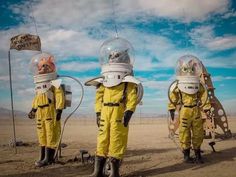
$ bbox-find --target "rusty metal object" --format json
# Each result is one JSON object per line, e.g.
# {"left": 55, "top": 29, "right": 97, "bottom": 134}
{"left": 200, "top": 62, "right": 232, "bottom": 140}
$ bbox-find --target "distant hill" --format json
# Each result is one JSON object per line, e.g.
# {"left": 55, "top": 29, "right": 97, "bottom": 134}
{"left": 0, "top": 107, "right": 27, "bottom": 118}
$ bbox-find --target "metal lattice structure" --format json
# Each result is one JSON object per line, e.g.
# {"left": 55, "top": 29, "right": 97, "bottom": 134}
{"left": 200, "top": 63, "right": 232, "bottom": 140}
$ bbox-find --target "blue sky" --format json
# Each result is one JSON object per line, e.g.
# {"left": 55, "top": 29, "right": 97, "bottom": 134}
{"left": 0, "top": 0, "right": 236, "bottom": 116}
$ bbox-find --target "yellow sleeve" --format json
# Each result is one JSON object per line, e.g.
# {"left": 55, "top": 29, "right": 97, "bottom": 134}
{"left": 125, "top": 83, "right": 138, "bottom": 112}
{"left": 32, "top": 95, "right": 38, "bottom": 109}
{"left": 95, "top": 84, "right": 104, "bottom": 113}
{"left": 199, "top": 84, "right": 211, "bottom": 110}
{"left": 168, "top": 88, "right": 179, "bottom": 110}
{"left": 55, "top": 86, "right": 65, "bottom": 110}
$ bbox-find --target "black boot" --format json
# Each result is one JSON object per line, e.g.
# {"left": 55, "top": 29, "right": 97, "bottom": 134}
{"left": 194, "top": 149, "right": 204, "bottom": 164}
{"left": 183, "top": 148, "right": 193, "bottom": 163}
{"left": 49, "top": 148, "right": 56, "bottom": 164}
{"left": 35, "top": 147, "right": 54, "bottom": 167}
{"left": 35, "top": 146, "right": 45, "bottom": 166}
{"left": 109, "top": 157, "right": 120, "bottom": 177}
{"left": 89, "top": 156, "right": 106, "bottom": 177}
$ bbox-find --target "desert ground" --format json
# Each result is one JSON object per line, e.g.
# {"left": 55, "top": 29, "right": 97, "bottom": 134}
{"left": 0, "top": 117, "right": 236, "bottom": 177}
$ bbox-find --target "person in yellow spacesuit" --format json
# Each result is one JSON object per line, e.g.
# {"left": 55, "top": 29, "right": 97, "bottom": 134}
{"left": 28, "top": 53, "right": 65, "bottom": 167}
{"left": 85, "top": 37, "right": 143, "bottom": 177}
{"left": 168, "top": 55, "right": 211, "bottom": 164}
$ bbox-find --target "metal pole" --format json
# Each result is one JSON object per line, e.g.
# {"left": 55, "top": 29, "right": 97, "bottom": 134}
{"left": 8, "top": 50, "right": 17, "bottom": 154}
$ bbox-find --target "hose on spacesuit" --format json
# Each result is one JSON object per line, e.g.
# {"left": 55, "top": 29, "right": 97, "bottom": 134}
{"left": 54, "top": 75, "right": 84, "bottom": 160}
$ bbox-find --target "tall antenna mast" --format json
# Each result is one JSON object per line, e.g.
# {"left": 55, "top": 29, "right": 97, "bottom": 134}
{"left": 111, "top": 0, "right": 119, "bottom": 38}
{"left": 29, "top": 0, "right": 39, "bottom": 36}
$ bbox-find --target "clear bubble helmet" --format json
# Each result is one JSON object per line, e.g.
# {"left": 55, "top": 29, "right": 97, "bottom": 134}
{"left": 100, "top": 37, "right": 135, "bottom": 65}
{"left": 100, "top": 37, "right": 135, "bottom": 87}
{"left": 176, "top": 55, "right": 202, "bottom": 77}
{"left": 30, "top": 52, "right": 57, "bottom": 84}
{"left": 175, "top": 55, "right": 203, "bottom": 94}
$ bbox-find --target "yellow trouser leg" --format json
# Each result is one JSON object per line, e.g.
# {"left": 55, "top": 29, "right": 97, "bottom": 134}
{"left": 96, "top": 107, "right": 110, "bottom": 157}
{"left": 36, "top": 108, "right": 46, "bottom": 147}
{"left": 108, "top": 107, "right": 128, "bottom": 159}
{"left": 45, "top": 116, "right": 57, "bottom": 149}
{"left": 192, "top": 116, "right": 204, "bottom": 149}
{"left": 179, "top": 108, "right": 192, "bottom": 150}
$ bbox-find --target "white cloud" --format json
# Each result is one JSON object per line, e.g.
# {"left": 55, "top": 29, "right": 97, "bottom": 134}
{"left": 41, "top": 29, "right": 103, "bottom": 58}
{"left": 59, "top": 61, "right": 99, "bottom": 72}
{"left": 207, "top": 36, "right": 236, "bottom": 50}
{"left": 222, "top": 10, "right": 236, "bottom": 18}
{"left": 190, "top": 25, "right": 236, "bottom": 51}
{"left": 212, "top": 75, "right": 236, "bottom": 82}
{"left": 201, "top": 51, "right": 236, "bottom": 68}
{"left": 30, "top": 0, "right": 111, "bottom": 28}
{"left": 10, "top": 0, "right": 229, "bottom": 32}
{"left": 0, "top": 75, "right": 9, "bottom": 81}
{"left": 119, "top": 0, "right": 229, "bottom": 22}
{"left": 143, "top": 80, "right": 172, "bottom": 90}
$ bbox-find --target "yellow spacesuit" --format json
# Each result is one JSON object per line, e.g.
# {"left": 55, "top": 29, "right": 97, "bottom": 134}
{"left": 95, "top": 82, "right": 137, "bottom": 159}
{"left": 168, "top": 84, "right": 211, "bottom": 149}
{"left": 28, "top": 53, "right": 65, "bottom": 167}
{"left": 168, "top": 55, "right": 211, "bottom": 164}
{"left": 86, "top": 37, "right": 143, "bottom": 177}
{"left": 32, "top": 86, "right": 65, "bottom": 149}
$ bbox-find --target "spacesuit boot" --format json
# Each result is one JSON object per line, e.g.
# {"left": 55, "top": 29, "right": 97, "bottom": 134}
{"left": 183, "top": 148, "right": 193, "bottom": 163}
{"left": 35, "top": 146, "right": 45, "bottom": 166}
{"left": 49, "top": 148, "right": 56, "bottom": 163}
{"left": 89, "top": 156, "right": 106, "bottom": 177}
{"left": 35, "top": 147, "right": 55, "bottom": 167}
{"left": 194, "top": 149, "right": 204, "bottom": 164}
{"left": 109, "top": 157, "right": 120, "bottom": 177}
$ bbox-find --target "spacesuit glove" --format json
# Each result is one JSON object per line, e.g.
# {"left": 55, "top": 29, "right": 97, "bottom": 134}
{"left": 169, "top": 109, "right": 175, "bottom": 121}
{"left": 123, "top": 110, "right": 133, "bottom": 127}
{"left": 28, "top": 108, "right": 37, "bottom": 119}
{"left": 56, "top": 109, "right": 63, "bottom": 121}
{"left": 96, "top": 112, "right": 101, "bottom": 127}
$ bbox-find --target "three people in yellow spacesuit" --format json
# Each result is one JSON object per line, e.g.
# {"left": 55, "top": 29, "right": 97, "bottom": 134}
{"left": 28, "top": 53, "right": 65, "bottom": 167}
{"left": 168, "top": 55, "right": 211, "bottom": 164}
{"left": 85, "top": 37, "right": 143, "bottom": 177}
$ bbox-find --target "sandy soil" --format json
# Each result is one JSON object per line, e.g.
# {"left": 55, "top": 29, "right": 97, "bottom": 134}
{"left": 0, "top": 117, "right": 236, "bottom": 177}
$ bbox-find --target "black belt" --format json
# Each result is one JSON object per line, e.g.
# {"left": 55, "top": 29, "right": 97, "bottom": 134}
{"left": 103, "top": 103, "right": 120, "bottom": 107}
{"left": 184, "top": 104, "right": 197, "bottom": 108}
{"left": 38, "top": 104, "right": 49, "bottom": 108}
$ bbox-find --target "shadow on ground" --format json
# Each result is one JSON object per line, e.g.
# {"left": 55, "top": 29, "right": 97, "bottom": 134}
{"left": 124, "top": 146, "right": 236, "bottom": 177}
{"left": 1, "top": 146, "right": 235, "bottom": 177}
{"left": 126, "top": 148, "right": 176, "bottom": 157}
{"left": 0, "top": 163, "right": 93, "bottom": 177}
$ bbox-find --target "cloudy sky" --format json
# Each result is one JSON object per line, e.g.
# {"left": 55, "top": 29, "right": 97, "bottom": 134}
{"left": 0, "top": 0, "right": 236, "bottom": 117}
